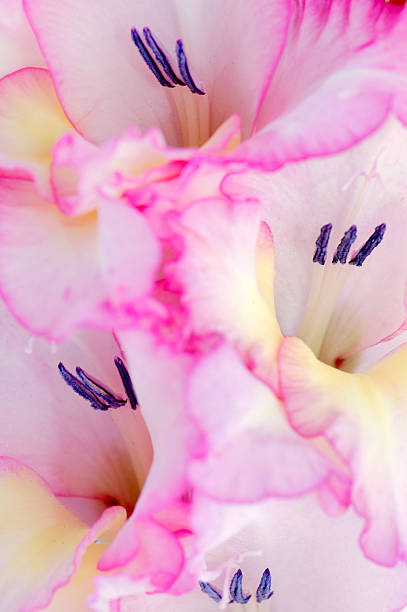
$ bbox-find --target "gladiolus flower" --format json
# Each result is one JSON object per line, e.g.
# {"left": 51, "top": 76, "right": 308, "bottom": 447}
{"left": 0, "top": 299, "right": 156, "bottom": 610}
{"left": 21, "top": 0, "right": 407, "bottom": 166}
{"left": 2, "top": 1, "right": 407, "bottom": 611}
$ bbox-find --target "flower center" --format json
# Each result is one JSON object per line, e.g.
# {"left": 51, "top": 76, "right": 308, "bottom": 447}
{"left": 297, "top": 221, "right": 386, "bottom": 365}
{"left": 200, "top": 568, "right": 273, "bottom": 609}
{"left": 58, "top": 356, "right": 149, "bottom": 514}
{"left": 131, "top": 26, "right": 210, "bottom": 147}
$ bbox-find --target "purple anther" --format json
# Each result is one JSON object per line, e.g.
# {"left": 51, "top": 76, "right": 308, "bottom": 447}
{"left": 114, "top": 356, "right": 139, "bottom": 410}
{"left": 76, "top": 367, "right": 126, "bottom": 408}
{"left": 332, "top": 225, "right": 357, "bottom": 264}
{"left": 131, "top": 28, "right": 174, "bottom": 88}
{"left": 59, "top": 358, "right": 138, "bottom": 412}
{"left": 58, "top": 362, "right": 110, "bottom": 411}
{"left": 230, "top": 569, "right": 251, "bottom": 604}
{"left": 349, "top": 223, "right": 386, "bottom": 267}
{"left": 176, "top": 39, "right": 205, "bottom": 95}
{"left": 143, "top": 27, "right": 185, "bottom": 86}
{"left": 256, "top": 568, "right": 274, "bottom": 603}
{"left": 313, "top": 223, "right": 333, "bottom": 265}
{"left": 199, "top": 582, "right": 222, "bottom": 603}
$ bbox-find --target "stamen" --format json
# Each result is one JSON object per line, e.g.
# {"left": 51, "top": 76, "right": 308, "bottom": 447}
{"left": 143, "top": 27, "right": 185, "bottom": 86}
{"left": 332, "top": 225, "right": 357, "bottom": 264}
{"left": 349, "top": 223, "right": 386, "bottom": 267}
{"left": 313, "top": 223, "right": 332, "bottom": 265}
{"left": 199, "top": 582, "right": 222, "bottom": 603}
{"left": 59, "top": 357, "right": 138, "bottom": 411}
{"left": 58, "top": 362, "right": 111, "bottom": 411}
{"left": 256, "top": 568, "right": 274, "bottom": 603}
{"left": 76, "top": 366, "right": 126, "bottom": 408}
{"left": 131, "top": 28, "right": 175, "bottom": 88}
{"left": 229, "top": 569, "right": 251, "bottom": 605}
{"left": 176, "top": 39, "right": 205, "bottom": 95}
{"left": 114, "top": 357, "right": 139, "bottom": 410}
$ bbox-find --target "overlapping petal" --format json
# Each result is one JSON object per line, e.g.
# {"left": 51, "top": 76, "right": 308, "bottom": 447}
{"left": 0, "top": 67, "right": 73, "bottom": 192}
{"left": 240, "top": 0, "right": 407, "bottom": 168}
{"left": 92, "top": 496, "right": 407, "bottom": 612}
{"left": 0, "top": 175, "right": 160, "bottom": 339}
{"left": 187, "top": 343, "right": 329, "bottom": 502}
{"left": 0, "top": 457, "right": 126, "bottom": 612}
{"left": 172, "top": 193, "right": 281, "bottom": 387}
{"left": 93, "top": 328, "right": 198, "bottom": 595}
{"left": 280, "top": 335, "right": 407, "bottom": 567}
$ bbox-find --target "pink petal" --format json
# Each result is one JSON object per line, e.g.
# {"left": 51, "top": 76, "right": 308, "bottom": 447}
{"left": 241, "top": 0, "right": 407, "bottom": 168}
{"left": 172, "top": 194, "right": 281, "bottom": 388}
{"left": 239, "top": 72, "right": 393, "bottom": 168}
{"left": 0, "top": 176, "right": 160, "bottom": 339}
{"left": 187, "top": 344, "right": 330, "bottom": 501}
{"left": 0, "top": 0, "right": 45, "bottom": 77}
{"left": 0, "top": 68, "right": 73, "bottom": 193}
{"left": 93, "top": 518, "right": 186, "bottom": 603}
{"left": 0, "top": 456, "right": 126, "bottom": 612}
{"left": 50, "top": 127, "right": 190, "bottom": 217}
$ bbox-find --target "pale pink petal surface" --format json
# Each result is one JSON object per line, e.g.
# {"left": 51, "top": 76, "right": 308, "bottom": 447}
{"left": 0, "top": 176, "right": 160, "bottom": 339}
{"left": 187, "top": 343, "right": 329, "bottom": 501}
{"left": 0, "top": 0, "right": 44, "bottom": 78}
